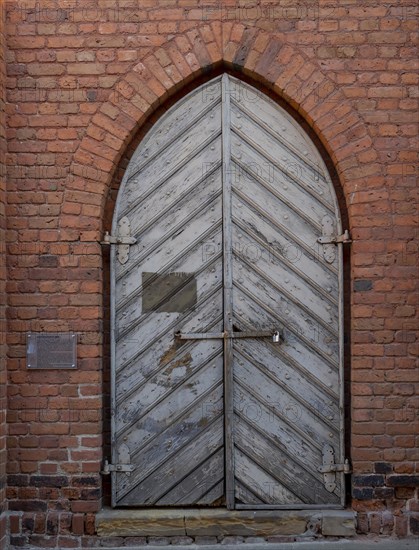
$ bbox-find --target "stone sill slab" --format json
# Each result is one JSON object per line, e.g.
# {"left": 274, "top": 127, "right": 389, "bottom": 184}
{"left": 96, "top": 508, "right": 356, "bottom": 538}
{"left": 17, "top": 541, "right": 418, "bottom": 550}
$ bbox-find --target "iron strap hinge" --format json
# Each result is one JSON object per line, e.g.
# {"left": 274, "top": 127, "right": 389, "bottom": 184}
{"left": 318, "top": 460, "right": 352, "bottom": 474}
{"left": 101, "top": 459, "right": 134, "bottom": 475}
{"left": 319, "top": 444, "right": 352, "bottom": 493}
{"left": 317, "top": 229, "right": 352, "bottom": 245}
{"left": 100, "top": 217, "right": 136, "bottom": 265}
{"left": 100, "top": 232, "right": 136, "bottom": 246}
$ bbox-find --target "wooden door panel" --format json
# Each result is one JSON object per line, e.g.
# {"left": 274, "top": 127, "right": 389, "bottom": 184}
{"left": 120, "top": 417, "right": 224, "bottom": 506}
{"left": 156, "top": 447, "right": 225, "bottom": 505}
{"left": 229, "top": 78, "right": 343, "bottom": 506}
{"left": 112, "top": 78, "right": 224, "bottom": 506}
{"left": 111, "top": 75, "right": 345, "bottom": 508}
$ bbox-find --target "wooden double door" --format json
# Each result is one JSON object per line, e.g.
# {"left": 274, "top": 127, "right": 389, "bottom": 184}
{"left": 110, "top": 75, "right": 345, "bottom": 509}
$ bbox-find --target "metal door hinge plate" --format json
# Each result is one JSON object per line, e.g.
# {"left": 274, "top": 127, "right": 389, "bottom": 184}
{"left": 101, "top": 233, "right": 136, "bottom": 245}
{"left": 317, "top": 230, "right": 352, "bottom": 245}
{"left": 101, "top": 443, "right": 134, "bottom": 476}
{"left": 319, "top": 444, "right": 351, "bottom": 492}
{"left": 318, "top": 461, "right": 352, "bottom": 474}
{"left": 318, "top": 216, "right": 351, "bottom": 264}
{"left": 101, "top": 217, "right": 137, "bottom": 264}
{"left": 101, "top": 459, "right": 134, "bottom": 475}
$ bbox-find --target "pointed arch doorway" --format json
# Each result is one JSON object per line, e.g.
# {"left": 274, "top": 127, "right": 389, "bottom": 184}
{"left": 110, "top": 74, "right": 346, "bottom": 510}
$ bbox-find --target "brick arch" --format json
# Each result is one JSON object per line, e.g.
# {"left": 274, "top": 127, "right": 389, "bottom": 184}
{"left": 63, "top": 24, "right": 376, "bottom": 234}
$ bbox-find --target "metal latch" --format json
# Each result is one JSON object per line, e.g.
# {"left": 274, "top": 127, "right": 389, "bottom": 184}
{"left": 319, "top": 444, "right": 351, "bottom": 492}
{"left": 101, "top": 459, "right": 134, "bottom": 475}
{"left": 317, "top": 230, "right": 352, "bottom": 245}
{"left": 175, "top": 329, "right": 283, "bottom": 343}
{"left": 100, "top": 216, "right": 137, "bottom": 265}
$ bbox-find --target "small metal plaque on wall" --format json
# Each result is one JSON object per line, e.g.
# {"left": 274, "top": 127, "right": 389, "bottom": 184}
{"left": 27, "top": 333, "right": 77, "bottom": 369}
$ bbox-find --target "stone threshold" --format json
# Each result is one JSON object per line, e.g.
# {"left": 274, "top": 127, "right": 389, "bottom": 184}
{"left": 96, "top": 507, "right": 356, "bottom": 538}
{"left": 18, "top": 541, "right": 419, "bottom": 550}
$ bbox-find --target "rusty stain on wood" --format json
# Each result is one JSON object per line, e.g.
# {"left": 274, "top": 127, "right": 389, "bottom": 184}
{"left": 162, "top": 353, "right": 193, "bottom": 380}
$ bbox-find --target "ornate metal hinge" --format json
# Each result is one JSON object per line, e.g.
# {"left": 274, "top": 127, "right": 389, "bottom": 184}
{"left": 101, "top": 216, "right": 137, "bottom": 264}
{"left": 318, "top": 444, "right": 351, "bottom": 492}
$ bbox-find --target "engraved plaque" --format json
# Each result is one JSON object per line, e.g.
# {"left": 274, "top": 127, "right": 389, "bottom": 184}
{"left": 27, "top": 333, "right": 77, "bottom": 369}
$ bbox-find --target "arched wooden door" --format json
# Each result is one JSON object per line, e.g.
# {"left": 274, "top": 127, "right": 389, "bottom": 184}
{"left": 110, "top": 75, "right": 346, "bottom": 509}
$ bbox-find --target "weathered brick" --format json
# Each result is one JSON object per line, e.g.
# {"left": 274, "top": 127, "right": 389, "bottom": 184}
{"left": 353, "top": 474, "right": 386, "bottom": 487}
{"left": 1, "top": 4, "right": 418, "bottom": 546}
{"left": 30, "top": 476, "right": 68, "bottom": 488}
{"left": 352, "top": 487, "right": 374, "bottom": 500}
{"left": 410, "top": 515, "right": 419, "bottom": 535}
{"left": 9, "top": 500, "right": 47, "bottom": 512}
{"left": 373, "top": 487, "right": 395, "bottom": 499}
{"left": 387, "top": 475, "right": 419, "bottom": 487}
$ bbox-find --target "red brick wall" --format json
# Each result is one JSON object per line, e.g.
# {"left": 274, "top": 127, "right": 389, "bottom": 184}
{"left": 3, "top": 1, "right": 419, "bottom": 547}
{"left": 0, "top": 0, "right": 8, "bottom": 547}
